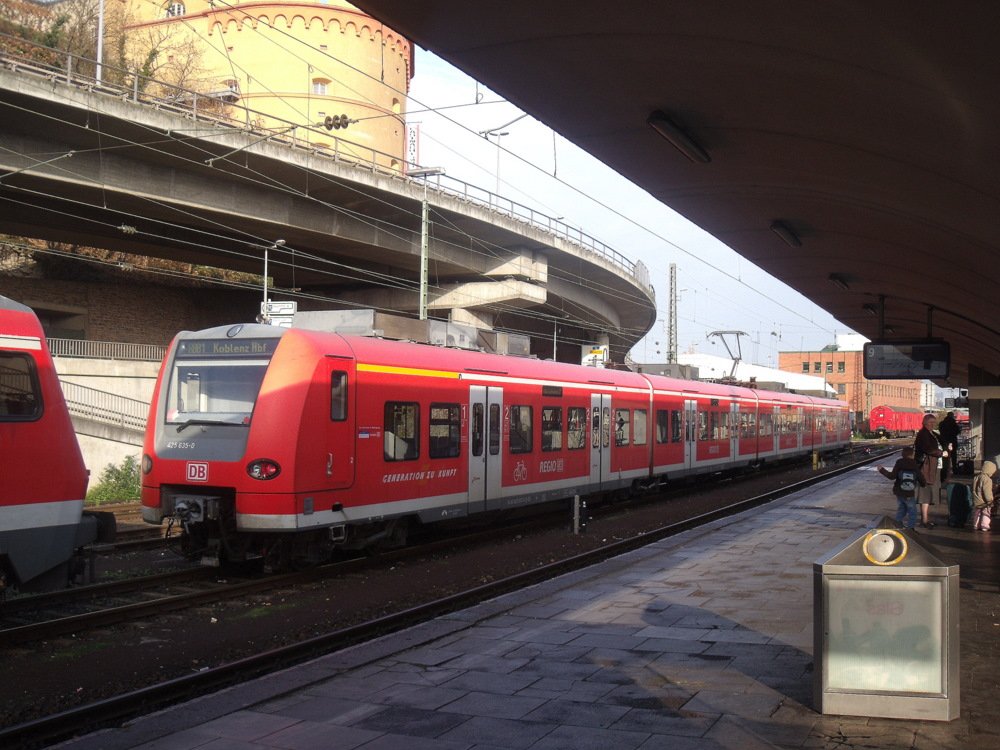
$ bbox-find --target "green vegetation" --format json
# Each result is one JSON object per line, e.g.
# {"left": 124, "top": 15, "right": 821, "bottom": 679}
{"left": 86, "top": 455, "right": 141, "bottom": 505}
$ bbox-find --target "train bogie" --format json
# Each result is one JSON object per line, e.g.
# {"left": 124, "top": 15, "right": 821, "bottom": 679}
{"left": 142, "top": 324, "right": 850, "bottom": 567}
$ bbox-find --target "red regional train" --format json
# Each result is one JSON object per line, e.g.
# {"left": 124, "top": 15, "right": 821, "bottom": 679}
{"left": 141, "top": 324, "right": 851, "bottom": 566}
{"left": 0, "top": 296, "right": 113, "bottom": 595}
{"left": 868, "top": 405, "right": 926, "bottom": 437}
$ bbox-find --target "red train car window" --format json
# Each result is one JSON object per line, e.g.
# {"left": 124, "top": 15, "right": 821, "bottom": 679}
{"left": 655, "top": 410, "right": 668, "bottom": 444}
{"left": 331, "top": 371, "right": 348, "bottom": 421}
{"left": 489, "top": 403, "right": 500, "bottom": 455}
{"left": 509, "top": 405, "right": 533, "bottom": 454}
{"left": 602, "top": 407, "right": 611, "bottom": 448}
{"left": 671, "top": 409, "right": 683, "bottom": 442}
{"left": 541, "top": 406, "right": 563, "bottom": 451}
{"left": 0, "top": 353, "right": 41, "bottom": 421}
{"left": 472, "top": 403, "right": 484, "bottom": 457}
{"left": 567, "top": 407, "right": 586, "bottom": 449}
{"left": 384, "top": 402, "right": 419, "bottom": 461}
{"left": 634, "top": 409, "right": 647, "bottom": 445}
{"left": 429, "top": 403, "right": 461, "bottom": 458}
{"left": 615, "top": 409, "right": 630, "bottom": 446}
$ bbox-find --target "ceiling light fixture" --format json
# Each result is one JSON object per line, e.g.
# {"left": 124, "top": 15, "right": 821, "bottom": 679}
{"left": 862, "top": 303, "right": 878, "bottom": 317}
{"left": 647, "top": 110, "right": 710, "bottom": 163}
{"left": 769, "top": 220, "right": 801, "bottom": 248}
{"left": 828, "top": 273, "right": 851, "bottom": 291}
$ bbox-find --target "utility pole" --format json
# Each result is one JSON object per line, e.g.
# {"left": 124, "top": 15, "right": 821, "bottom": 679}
{"left": 667, "top": 263, "right": 678, "bottom": 364}
{"left": 408, "top": 167, "right": 446, "bottom": 320}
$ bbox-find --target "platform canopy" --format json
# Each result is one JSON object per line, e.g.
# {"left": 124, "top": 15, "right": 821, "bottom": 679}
{"left": 356, "top": 0, "right": 1000, "bottom": 386}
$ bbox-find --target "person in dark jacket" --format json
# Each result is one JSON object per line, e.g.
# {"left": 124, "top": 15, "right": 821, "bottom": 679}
{"left": 938, "top": 412, "right": 961, "bottom": 473}
{"left": 878, "top": 446, "right": 927, "bottom": 529}
{"left": 914, "top": 413, "right": 948, "bottom": 527}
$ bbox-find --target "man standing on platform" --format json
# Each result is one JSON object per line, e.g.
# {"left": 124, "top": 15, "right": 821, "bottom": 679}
{"left": 914, "top": 413, "right": 947, "bottom": 528}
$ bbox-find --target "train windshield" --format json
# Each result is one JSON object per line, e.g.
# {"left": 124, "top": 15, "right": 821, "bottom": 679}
{"left": 165, "top": 337, "right": 278, "bottom": 427}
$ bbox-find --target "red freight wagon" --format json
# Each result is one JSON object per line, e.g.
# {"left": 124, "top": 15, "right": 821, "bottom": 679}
{"left": 869, "top": 405, "right": 925, "bottom": 437}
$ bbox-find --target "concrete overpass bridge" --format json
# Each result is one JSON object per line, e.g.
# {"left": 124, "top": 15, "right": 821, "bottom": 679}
{"left": 0, "top": 39, "right": 655, "bottom": 362}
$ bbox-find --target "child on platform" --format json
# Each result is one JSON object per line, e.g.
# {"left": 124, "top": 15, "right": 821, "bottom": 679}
{"left": 971, "top": 460, "right": 996, "bottom": 532}
{"left": 878, "top": 446, "right": 926, "bottom": 530}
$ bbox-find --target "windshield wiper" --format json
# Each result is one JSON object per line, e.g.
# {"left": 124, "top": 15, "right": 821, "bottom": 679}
{"left": 174, "top": 418, "right": 241, "bottom": 433}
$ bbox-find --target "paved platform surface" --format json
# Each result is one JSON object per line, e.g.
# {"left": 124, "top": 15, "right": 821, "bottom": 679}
{"left": 60, "top": 466, "right": 1000, "bottom": 750}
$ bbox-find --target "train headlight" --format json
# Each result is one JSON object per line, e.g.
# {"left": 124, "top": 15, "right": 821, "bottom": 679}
{"left": 142, "top": 454, "right": 153, "bottom": 475}
{"left": 247, "top": 459, "right": 281, "bottom": 480}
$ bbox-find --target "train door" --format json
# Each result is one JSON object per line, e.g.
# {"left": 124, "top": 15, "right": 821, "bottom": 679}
{"left": 684, "top": 398, "right": 698, "bottom": 470}
{"left": 590, "top": 393, "right": 611, "bottom": 487}
{"left": 469, "top": 385, "right": 503, "bottom": 509}
{"left": 325, "top": 359, "right": 356, "bottom": 488}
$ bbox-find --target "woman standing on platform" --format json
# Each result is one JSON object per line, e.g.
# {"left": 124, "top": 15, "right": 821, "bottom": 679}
{"left": 914, "top": 413, "right": 947, "bottom": 528}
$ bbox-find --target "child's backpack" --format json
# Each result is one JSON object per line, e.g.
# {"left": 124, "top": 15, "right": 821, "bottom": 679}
{"left": 947, "top": 483, "right": 972, "bottom": 527}
{"left": 897, "top": 469, "right": 918, "bottom": 494}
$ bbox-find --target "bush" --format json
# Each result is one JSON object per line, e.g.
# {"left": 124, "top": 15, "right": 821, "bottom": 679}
{"left": 86, "top": 455, "right": 141, "bottom": 505}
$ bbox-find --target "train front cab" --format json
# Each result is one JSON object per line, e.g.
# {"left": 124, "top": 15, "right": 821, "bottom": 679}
{"left": 142, "top": 324, "right": 362, "bottom": 563}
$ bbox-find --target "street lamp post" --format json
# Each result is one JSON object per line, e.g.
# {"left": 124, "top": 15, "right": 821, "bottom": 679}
{"left": 408, "top": 167, "right": 446, "bottom": 320}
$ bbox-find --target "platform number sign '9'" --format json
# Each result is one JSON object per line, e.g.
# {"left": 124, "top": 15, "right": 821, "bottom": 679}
{"left": 186, "top": 462, "right": 209, "bottom": 482}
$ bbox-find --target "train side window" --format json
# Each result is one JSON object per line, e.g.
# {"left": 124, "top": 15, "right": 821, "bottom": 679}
{"left": 384, "top": 402, "right": 419, "bottom": 461}
{"left": 330, "top": 371, "right": 348, "bottom": 421}
{"left": 671, "top": 409, "right": 682, "bottom": 442}
{"left": 602, "top": 406, "right": 611, "bottom": 448}
{"left": 0, "top": 353, "right": 42, "bottom": 421}
{"left": 655, "top": 410, "right": 668, "bottom": 443}
{"left": 719, "top": 412, "right": 729, "bottom": 439}
{"left": 698, "top": 411, "right": 709, "bottom": 441}
{"left": 509, "top": 405, "right": 533, "bottom": 454}
{"left": 429, "top": 403, "right": 461, "bottom": 458}
{"left": 488, "top": 403, "right": 501, "bottom": 455}
{"left": 759, "top": 412, "right": 772, "bottom": 436}
{"left": 472, "top": 403, "right": 484, "bottom": 457}
{"left": 634, "top": 409, "right": 647, "bottom": 445}
{"left": 615, "top": 408, "right": 630, "bottom": 446}
{"left": 541, "top": 406, "right": 562, "bottom": 451}
{"left": 592, "top": 407, "right": 600, "bottom": 448}
{"left": 567, "top": 406, "right": 586, "bottom": 449}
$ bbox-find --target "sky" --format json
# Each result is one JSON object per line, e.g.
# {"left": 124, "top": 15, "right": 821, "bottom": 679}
{"left": 405, "top": 50, "right": 855, "bottom": 367}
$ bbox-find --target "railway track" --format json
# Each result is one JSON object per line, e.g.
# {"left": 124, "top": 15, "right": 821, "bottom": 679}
{"left": 0, "top": 444, "right": 900, "bottom": 748}
{"left": 5, "top": 442, "right": 901, "bottom": 648}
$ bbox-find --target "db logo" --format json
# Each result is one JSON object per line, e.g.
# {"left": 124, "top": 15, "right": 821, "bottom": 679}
{"left": 186, "top": 462, "right": 209, "bottom": 482}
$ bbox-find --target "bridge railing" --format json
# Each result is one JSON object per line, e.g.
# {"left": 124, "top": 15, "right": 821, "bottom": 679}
{"left": 48, "top": 338, "right": 167, "bottom": 362}
{"left": 60, "top": 380, "right": 148, "bottom": 433}
{"left": 0, "top": 32, "right": 653, "bottom": 298}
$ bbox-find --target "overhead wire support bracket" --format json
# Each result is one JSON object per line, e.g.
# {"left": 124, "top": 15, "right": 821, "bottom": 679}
{"left": 0, "top": 150, "right": 75, "bottom": 184}
{"left": 205, "top": 126, "right": 297, "bottom": 166}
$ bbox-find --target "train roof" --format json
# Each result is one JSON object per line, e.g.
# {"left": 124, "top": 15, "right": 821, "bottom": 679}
{"left": 0, "top": 294, "right": 33, "bottom": 314}
{"left": 171, "top": 324, "right": 844, "bottom": 408}
{"left": 0, "top": 294, "right": 44, "bottom": 340}
{"left": 870, "top": 405, "right": 926, "bottom": 414}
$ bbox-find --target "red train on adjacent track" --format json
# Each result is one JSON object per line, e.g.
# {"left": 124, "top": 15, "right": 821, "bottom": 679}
{"left": 0, "top": 295, "right": 113, "bottom": 595}
{"left": 868, "top": 405, "right": 926, "bottom": 437}
{"left": 141, "top": 324, "right": 851, "bottom": 566}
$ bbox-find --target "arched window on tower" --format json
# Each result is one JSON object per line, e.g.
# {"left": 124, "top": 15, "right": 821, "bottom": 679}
{"left": 165, "top": 2, "right": 186, "bottom": 17}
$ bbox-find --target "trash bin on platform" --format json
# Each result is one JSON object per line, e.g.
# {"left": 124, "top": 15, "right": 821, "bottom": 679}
{"left": 813, "top": 517, "right": 960, "bottom": 721}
